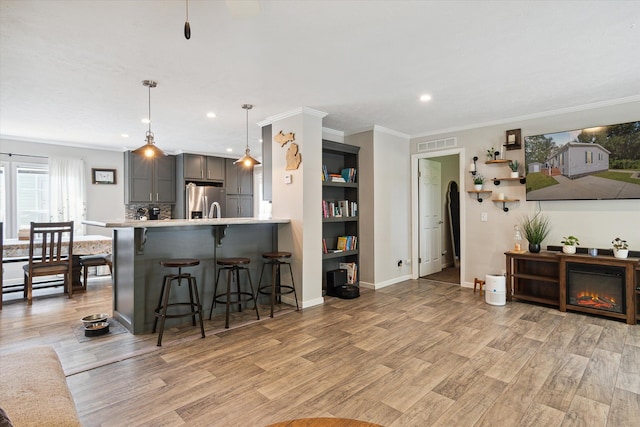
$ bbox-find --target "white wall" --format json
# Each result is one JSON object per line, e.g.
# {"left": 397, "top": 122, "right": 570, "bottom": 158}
{"left": 347, "top": 126, "right": 412, "bottom": 288}
{"left": 1, "top": 138, "right": 124, "bottom": 238}
{"left": 267, "top": 108, "right": 325, "bottom": 308}
{"left": 410, "top": 99, "right": 640, "bottom": 286}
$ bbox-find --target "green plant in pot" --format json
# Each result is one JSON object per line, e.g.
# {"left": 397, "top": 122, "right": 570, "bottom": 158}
{"left": 508, "top": 160, "right": 520, "bottom": 178}
{"left": 473, "top": 174, "right": 485, "bottom": 190}
{"left": 520, "top": 213, "right": 551, "bottom": 253}
{"left": 612, "top": 237, "right": 629, "bottom": 259}
{"left": 561, "top": 235, "right": 579, "bottom": 254}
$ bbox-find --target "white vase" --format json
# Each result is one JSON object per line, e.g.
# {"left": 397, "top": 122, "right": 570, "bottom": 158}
{"left": 613, "top": 248, "right": 629, "bottom": 259}
{"left": 474, "top": 184, "right": 483, "bottom": 191}
{"left": 510, "top": 171, "right": 519, "bottom": 178}
{"left": 562, "top": 245, "right": 576, "bottom": 254}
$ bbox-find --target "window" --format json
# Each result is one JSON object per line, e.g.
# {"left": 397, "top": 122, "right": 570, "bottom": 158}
{"left": 0, "top": 156, "right": 49, "bottom": 238}
{"left": 585, "top": 151, "right": 593, "bottom": 164}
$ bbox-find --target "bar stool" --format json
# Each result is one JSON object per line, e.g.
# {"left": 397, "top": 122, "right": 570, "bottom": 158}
{"left": 153, "top": 258, "right": 205, "bottom": 346}
{"left": 209, "top": 257, "right": 260, "bottom": 328}
{"left": 257, "top": 251, "right": 299, "bottom": 318}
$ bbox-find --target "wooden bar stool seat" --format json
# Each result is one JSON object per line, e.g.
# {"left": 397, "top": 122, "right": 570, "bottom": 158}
{"left": 258, "top": 251, "right": 299, "bottom": 318}
{"left": 210, "top": 257, "right": 260, "bottom": 328}
{"left": 153, "top": 258, "right": 205, "bottom": 346}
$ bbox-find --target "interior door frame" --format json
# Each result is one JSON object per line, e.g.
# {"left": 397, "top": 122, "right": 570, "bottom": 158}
{"left": 411, "top": 148, "right": 466, "bottom": 284}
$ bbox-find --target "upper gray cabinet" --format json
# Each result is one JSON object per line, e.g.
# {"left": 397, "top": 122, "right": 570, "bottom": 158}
{"left": 182, "top": 154, "right": 225, "bottom": 182}
{"left": 124, "top": 152, "right": 176, "bottom": 203}
{"left": 225, "top": 158, "right": 253, "bottom": 195}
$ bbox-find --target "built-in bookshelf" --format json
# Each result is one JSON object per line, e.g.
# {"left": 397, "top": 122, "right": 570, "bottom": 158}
{"left": 322, "top": 140, "right": 360, "bottom": 293}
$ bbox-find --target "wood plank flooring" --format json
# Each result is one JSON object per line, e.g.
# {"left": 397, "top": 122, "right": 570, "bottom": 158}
{"left": 1, "top": 278, "right": 639, "bottom": 426}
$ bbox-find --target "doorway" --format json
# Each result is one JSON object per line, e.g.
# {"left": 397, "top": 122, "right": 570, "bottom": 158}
{"left": 411, "top": 148, "right": 466, "bottom": 285}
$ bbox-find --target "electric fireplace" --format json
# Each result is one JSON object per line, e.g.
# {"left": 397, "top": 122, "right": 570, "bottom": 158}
{"left": 566, "top": 262, "right": 625, "bottom": 314}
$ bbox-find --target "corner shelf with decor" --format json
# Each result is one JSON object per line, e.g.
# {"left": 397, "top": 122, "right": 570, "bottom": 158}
{"left": 467, "top": 156, "right": 491, "bottom": 202}
{"left": 322, "top": 140, "right": 360, "bottom": 296}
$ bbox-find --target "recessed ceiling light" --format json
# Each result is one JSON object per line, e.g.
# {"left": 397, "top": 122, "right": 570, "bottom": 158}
{"left": 121, "top": 133, "right": 129, "bottom": 138}
{"left": 206, "top": 112, "right": 216, "bottom": 118}
{"left": 226, "top": 148, "right": 233, "bottom": 152}
{"left": 419, "top": 94, "right": 432, "bottom": 102}
{"left": 141, "top": 118, "right": 151, "bottom": 124}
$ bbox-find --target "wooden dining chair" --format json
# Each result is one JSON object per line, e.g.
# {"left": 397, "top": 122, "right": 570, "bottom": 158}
{"left": 22, "top": 221, "right": 74, "bottom": 304}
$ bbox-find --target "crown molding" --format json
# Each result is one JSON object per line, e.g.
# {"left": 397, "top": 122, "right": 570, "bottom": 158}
{"left": 412, "top": 95, "right": 640, "bottom": 139}
{"left": 257, "top": 107, "right": 328, "bottom": 127}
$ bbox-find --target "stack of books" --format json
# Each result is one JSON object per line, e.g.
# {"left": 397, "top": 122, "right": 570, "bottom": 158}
{"left": 322, "top": 165, "right": 357, "bottom": 183}
{"left": 341, "top": 168, "right": 357, "bottom": 183}
{"left": 336, "top": 235, "right": 357, "bottom": 251}
{"left": 339, "top": 262, "right": 358, "bottom": 284}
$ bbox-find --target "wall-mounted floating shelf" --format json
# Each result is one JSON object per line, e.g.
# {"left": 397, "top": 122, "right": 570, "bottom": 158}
{"left": 485, "top": 159, "right": 510, "bottom": 164}
{"left": 493, "top": 176, "right": 526, "bottom": 185}
{"left": 467, "top": 190, "right": 492, "bottom": 203}
{"left": 493, "top": 198, "right": 520, "bottom": 212}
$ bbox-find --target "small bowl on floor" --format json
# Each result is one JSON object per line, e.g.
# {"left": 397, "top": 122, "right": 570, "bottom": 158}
{"left": 84, "top": 321, "right": 110, "bottom": 337}
{"left": 81, "top": 313, "right": 109, "bottom": 326}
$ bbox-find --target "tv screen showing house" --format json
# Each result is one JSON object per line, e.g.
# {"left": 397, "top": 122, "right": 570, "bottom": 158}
{"left": 524, "top": 120, "right": 640, "bottom": 200}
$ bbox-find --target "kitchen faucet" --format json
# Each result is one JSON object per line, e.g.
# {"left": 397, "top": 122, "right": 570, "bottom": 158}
{"left": 209, "top": 202, "right": 221, "bottom": 219}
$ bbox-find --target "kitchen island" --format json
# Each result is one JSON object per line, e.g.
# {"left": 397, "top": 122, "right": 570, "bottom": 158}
{"left": 83, "top": 218, "right": 290, "bottom": 334}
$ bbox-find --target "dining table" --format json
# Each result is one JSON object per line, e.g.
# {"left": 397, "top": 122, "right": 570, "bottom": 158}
{"left": 1, "top": 234, "right": 112, "bottom": 294}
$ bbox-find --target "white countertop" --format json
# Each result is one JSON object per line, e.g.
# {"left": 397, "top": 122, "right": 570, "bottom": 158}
{"left": 83, "top": 218, "right": 290, "bottom": 228}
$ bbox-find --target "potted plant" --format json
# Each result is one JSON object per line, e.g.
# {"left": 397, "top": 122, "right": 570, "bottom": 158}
{"left": 612, "top": 237, "right": 629, "bottom": 259}
{"left": 508, "top": 160, "right": 520, "bottom": 178}
{"left": 561, "top": 235, "right": 580, "bottom": 254}
{"left": 520, "top": 213, "right": 552, "bottom": 253}
{"left": 473, "top": 174, "right": 485, "bottom": 191}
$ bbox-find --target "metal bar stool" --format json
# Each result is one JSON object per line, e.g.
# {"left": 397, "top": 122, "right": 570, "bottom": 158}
{"left": 153, "top": 258, "right": 205, "bottom": 346}
{"left": 209, "top": 257, "right": 260, "bottom": 328}
{"left": 257, "top": 251, "right": 299, "bottom": 318}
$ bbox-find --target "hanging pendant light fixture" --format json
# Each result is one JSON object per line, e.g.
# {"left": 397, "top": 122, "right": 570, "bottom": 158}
{"left": 234, "top": 104, "right": 261, "bottom": 167}
{"left": 133, "top": 80, "right": 167, "bottom": 158}
{"left": 184, "top": 0, "right": 191, "bottom": 39}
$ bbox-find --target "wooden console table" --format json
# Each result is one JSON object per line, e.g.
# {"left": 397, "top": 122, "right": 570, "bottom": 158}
{"left": 505, "top": 250, "right": 639, "bottom": 324}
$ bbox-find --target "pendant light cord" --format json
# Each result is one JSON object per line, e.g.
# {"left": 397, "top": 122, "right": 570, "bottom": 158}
{"left": 148, "top": 83, "right": 152, "bottom": 136}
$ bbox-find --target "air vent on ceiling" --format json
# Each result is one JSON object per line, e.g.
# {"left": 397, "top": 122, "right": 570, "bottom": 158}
{"left": 417, "top": 137, "right": 457, "bottom": 152}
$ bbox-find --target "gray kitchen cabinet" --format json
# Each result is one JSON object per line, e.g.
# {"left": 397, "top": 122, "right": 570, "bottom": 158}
{"left": 226, "top": 195, "right": 253, "bottom": 218}
{"left": 183, "top": 154, "right": 225, "bottom": 182}
{"left": 125, "top": 151, "right": 176, "bottom": 203}
{"left": 225, "top": 158, "right": 253, "bottom": 195}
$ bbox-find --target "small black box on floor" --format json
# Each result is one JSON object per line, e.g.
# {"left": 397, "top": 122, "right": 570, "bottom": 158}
{"left": 326, "top": 269, "right": 347, "bottom": 296}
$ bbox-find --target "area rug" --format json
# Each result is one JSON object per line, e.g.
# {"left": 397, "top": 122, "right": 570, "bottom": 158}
{"left": 71, "top": 318, "right": 129, "bottom": 343}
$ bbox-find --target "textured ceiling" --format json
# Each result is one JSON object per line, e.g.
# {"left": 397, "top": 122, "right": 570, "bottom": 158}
{"left": 1, "top": 0, "right": 639, "bottom": 159}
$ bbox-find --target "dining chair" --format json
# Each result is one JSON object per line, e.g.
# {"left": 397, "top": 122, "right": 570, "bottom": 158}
{"left": 22, "top": 221, "right": 74, "bottom": 304}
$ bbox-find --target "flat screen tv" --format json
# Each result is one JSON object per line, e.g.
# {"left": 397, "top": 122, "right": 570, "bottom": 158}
{"left": 524, "top": 120, "right": 640, "bottom": 200}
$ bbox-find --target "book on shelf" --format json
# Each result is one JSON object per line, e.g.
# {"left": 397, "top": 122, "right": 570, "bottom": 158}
{"left": 329, "top": 173, "right": 345, "bottom": 183}
{"left": 322, "top": 238, "right": 328, "bottom": 254}
{"left": 322, "top": 200, "right": 358, "bottom": 218}
{"left": 339, "top": 262, "right": 357, "bottom": 284}
{"left": 336, "top": 235, "right": 357, "bottom": 251}
{"left": 341, "top": 168, "right": 357, "bottom": 183}
{"left": 322, "top": 165, "right": 329, "bottom": 182}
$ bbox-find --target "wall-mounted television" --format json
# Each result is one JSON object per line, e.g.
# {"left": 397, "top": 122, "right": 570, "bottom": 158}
{"left": 524, "top": 120, "right": 640, "bottom": 201}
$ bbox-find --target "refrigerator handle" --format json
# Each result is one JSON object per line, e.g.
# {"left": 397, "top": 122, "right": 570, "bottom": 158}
{"left": 203, "top": 196, "right": 208, "bottom": 217}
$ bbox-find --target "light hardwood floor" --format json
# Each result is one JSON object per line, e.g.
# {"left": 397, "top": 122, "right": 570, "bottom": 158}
{"left": 1, "top": 278, "right": 639, "bottom": 426}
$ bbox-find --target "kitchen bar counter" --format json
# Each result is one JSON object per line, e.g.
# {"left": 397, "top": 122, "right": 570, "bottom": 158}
{"left": 84, "top": 218, "right": 290, "bottom": 334}
{"left": 83, "top": 217, "right": 290, "bottom": 228}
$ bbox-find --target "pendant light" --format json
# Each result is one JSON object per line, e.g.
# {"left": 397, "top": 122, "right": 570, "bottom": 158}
{"left": 133, "top": 80, "right": 167, "bottom": 157}
{"left": 234, "top": 104, "right": 261, "bottom": 167}
{"left": 184, "top": 0, "right": 191, "bottom": 39}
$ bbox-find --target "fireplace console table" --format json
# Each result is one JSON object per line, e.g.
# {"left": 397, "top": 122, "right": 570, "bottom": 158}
{"left": 505, "top": 250, "right": 639, "bottom": 325}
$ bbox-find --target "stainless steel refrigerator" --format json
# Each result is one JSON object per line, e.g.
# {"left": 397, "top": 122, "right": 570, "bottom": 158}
{"left": 185, "top": 184, "right": 226, "bottom": 219}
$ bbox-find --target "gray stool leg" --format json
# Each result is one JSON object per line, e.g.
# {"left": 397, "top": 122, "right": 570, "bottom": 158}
{"left": 286, "top": 262, "right": 300, "bottom": 311}
{"left": 156, "top": 275, "right": 173, "bottom": 346}
{"left": 189, "top": 276, "right": 205, "bottom": 338}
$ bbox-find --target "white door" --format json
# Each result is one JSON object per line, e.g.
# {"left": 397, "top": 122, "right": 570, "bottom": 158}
{"left": 419, "top": 158, "right": 442, "bottom": 276}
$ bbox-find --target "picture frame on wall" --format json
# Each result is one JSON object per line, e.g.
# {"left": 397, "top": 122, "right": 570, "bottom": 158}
{"left": 92, "top": 168, "right": 116, "bottom": 184}
{"left": 505, "top": 129, "right": 522, "bottom": 150}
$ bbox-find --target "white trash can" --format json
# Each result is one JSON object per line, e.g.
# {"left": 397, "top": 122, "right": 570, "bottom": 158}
{"left": 485, "top": 274, "right": 506, "bottom": 306}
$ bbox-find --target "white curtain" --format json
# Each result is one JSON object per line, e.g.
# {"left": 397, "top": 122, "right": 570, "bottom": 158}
{"left": 49, "top": 156, "right": 86, "bottom": 235}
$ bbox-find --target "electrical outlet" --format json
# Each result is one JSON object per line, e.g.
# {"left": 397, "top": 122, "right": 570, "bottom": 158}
{"left": 405, "top": 259, "right": 411, "bottom": 265}
{"left": 481, "top": 212, "right": 488, "bottom": 222}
